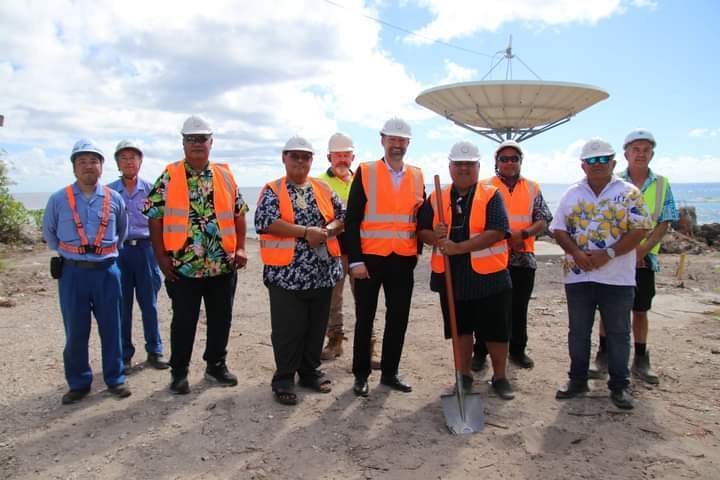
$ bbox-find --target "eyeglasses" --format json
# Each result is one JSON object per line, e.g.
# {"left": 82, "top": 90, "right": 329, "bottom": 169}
{"left": 286, "top": 152, "right": 313, "bottom": 162}
{"left": 583, "top": 155, "right": 613, "bottom": 165}
{"left": 498, "top": 155, "right": 521, "bottom": 163}
{"left": 183, "top": 134, "right": 211, "bottom": 144}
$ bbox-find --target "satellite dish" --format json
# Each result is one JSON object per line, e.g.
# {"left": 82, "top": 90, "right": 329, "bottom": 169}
{"left": 415, "top": 39, "right": 609, "bottom": 143}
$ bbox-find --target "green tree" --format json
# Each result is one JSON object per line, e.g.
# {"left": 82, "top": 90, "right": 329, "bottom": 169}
{"left": 0, "top": 158, "right": 32, "bottom": 243}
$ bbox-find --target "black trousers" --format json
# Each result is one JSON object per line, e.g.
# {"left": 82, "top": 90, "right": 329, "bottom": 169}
{"left": 268, "top": 285, "right": 332, "bottom": 391}
{"left": 475, "top": 266, "right": 535, "bottom": 357}
{"left": 165, "top": 272, "right": 237, "bottom": 376}
{"left": 352, "top": 253, "right": 417, "bottom": 380}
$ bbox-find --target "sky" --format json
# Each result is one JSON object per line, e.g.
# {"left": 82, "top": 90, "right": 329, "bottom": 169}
{"left": 1, "top": 0, "right": 719, "bottom": 192}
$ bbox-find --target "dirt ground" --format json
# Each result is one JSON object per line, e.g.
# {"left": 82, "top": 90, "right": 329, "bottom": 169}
{"left": 0, "top": 240, "right": 719, "bottom": 479}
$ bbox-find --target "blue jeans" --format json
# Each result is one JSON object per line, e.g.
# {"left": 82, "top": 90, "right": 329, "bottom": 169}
{"left": 564, "top": 282, "right": 634, "bottom": 391}
{"left": 117, "top": 242, "right": 163, "bottom": 361}
{"left": 59, "top": 262, "right": 125, "bottom": 390}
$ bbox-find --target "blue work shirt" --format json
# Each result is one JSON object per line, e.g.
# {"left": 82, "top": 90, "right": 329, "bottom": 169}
{"left": 107, "top": 177, "right": 152, "bottom": 240}
{"left": 43, "top": 182, "right": 128, "bottom": 261}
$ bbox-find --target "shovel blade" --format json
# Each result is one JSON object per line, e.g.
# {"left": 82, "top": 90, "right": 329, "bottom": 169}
{"left": 441, "top": 392, "right": 485, "bottom": 434}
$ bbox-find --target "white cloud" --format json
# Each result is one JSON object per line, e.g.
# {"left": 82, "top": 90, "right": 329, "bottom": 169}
{"left": 630, "top": 0, "right": 658, "bottom": 9}
{"left": 406, "top": 0, "right": 631, "bottom": 44}
{"left": 0, "top": 0, "right": 428, "bottom": 190}
{"left": 689, "top": 128, "right": 720, "bottom": 138}
{"left": 439, "top": 60, "right": 478, "bottom": 84}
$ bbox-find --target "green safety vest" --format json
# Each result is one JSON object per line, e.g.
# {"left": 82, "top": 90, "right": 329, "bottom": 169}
{"left": 317, "top": 170, "right": 353, "bottom": 207}
{"left": 641, "top": 174, "right": 668, "bottom": 255}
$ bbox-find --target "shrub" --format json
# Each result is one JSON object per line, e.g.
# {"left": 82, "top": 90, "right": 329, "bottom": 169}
{"left": 0, "top": 159, "right": 32, "bottom": 243}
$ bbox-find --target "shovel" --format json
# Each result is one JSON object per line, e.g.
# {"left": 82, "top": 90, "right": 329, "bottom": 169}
{"left": 434, "top": 175, "right": 485, "bottom": 435}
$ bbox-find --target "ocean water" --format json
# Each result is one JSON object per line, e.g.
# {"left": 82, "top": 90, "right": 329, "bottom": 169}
{"left": 12, "top": 183, "right": 720, "bottom": 239}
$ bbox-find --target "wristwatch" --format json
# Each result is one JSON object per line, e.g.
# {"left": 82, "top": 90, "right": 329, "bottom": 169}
{"left": 606, "top": 247, "right": 616, "bottom": 259}
{"left": 521, "top": 229, "right": 530, "bottom": 239}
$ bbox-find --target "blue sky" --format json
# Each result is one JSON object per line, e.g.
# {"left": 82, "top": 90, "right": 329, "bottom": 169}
{"left": 1, "top": 0, "right": 718, "bottom": 192}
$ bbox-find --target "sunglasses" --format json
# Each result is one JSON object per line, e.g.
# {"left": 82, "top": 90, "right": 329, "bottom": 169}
{"left": 498, "top": 155, "right": 521, "bottom": 163}
{"left": 583, "top": 155, "right": 613, "bottom": 165}
{"left": 286, "top": 152, "right": 313, "bottom": 162}
{"left": 183, "top": 134, "right": 211, "bottom": 144}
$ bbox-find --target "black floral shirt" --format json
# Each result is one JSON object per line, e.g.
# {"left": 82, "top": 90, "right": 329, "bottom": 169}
{"left": 255, "top": 181, "right": 344, "bottom": 290}
{"left": 143, "top": 160, "right": 248, "bottom": 278}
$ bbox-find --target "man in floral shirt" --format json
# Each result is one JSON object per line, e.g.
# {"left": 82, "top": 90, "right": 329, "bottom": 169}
{"left": 551, "top": 138, "right": 651, "bottom": 410}
{"left": 144, "top": 115, "right": 248, "bottom": 395}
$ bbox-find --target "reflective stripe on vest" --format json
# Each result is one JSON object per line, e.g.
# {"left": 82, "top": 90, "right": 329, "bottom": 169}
{"left": 641, "top": 174, "right": 669, "bottom": 255}
{"left": 359, "top": 160, "right": 424, "bottom": 256}
{"left": 258, "top": 177, "right": 341, "bottom": 266}
{"left": 162, "top": 161, "right": 238, "bottom": 255}
{"left": 58, "top": 185, "right": 118, "bottom": 255}
{"left": 430, "top": 183, "right": 508, "bottom": 275}
{"left": 485, "top": 176, "right": 537, "bottom": 253}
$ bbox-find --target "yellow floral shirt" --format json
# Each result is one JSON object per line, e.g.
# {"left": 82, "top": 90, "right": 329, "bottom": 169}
{"left": 550, "top": 176, "right": 652, "bottom": 285}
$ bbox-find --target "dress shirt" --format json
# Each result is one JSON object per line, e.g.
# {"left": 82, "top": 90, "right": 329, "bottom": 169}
{"left": 107, "top": 177, "right": 153, "bottom": 240}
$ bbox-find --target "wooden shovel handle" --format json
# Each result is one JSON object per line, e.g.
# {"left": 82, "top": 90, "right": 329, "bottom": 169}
{"left": 434, "top": 175, "right": 463, "bottom": 371}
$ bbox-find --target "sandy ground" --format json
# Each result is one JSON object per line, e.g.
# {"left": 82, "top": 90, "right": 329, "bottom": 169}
{"left": 0, "top": 240, "right": 719, "bottom": 479}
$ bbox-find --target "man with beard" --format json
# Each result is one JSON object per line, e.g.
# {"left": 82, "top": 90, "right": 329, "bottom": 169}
{"left": 108, "top": 140, "right": 168, "bottom": 372}
{"left": 318, "top": 133, "right": 380, "bottom": 368}
{"left": 345, "top": 117, "right": 425, "bottom": 397}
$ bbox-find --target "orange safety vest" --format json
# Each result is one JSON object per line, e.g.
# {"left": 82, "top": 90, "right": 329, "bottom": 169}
{"left": 58, "top": 185, "right": 118, "bottom": 255}
{"left": 258, "top": 177, "right": 341, "bottom": 266}
{"left": 430, "top": 183, "right": 508, "bottom": 275}
{"left": 162, "top": 161, "right": 238, "bottom": 255}
{"left": 359, "top": 159, "right": 424, "bottom": 257}
{"left": 484, "top": 176, "right": 538, "bottom": 253}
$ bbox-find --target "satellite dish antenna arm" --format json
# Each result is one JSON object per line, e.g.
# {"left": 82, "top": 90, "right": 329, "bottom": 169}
{"left": 514, "top": 115, "right": 573, "bottom": 142}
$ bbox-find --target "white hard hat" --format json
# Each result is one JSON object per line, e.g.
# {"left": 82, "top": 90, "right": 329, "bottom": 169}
{"left": 71, "top": 138, "right": 104, "bottom": 162}
{"left": 114, "top": 140, "right": 143, "bottom": 159}
{"left": 494, "top": 139, "right": 523, "bottom": 159}
{"left": 580, "top": 137, "right": 615, "bottom": 160}
{"left": 448, "top": 141, "right": 480, "bottom": 162}
{"left": 328, "top": 132, "right": 354, "bottom": 153}
{"left": 181, "top": 115, "right": 212, "bottom": 135}
{"left": 283, "top": 136, "right": 314, "bottom": 154}
{"left": 380, "top": 117, "right": 412, "bottom": 139}
{"left": 623, "top": 129, "right": 656, "bottom": 150}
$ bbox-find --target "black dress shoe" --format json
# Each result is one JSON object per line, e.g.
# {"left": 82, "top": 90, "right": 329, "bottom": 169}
{"left": 509, "top": 352, "right": 535, "bottom": 369}
{"left": 147, "top": 353, "right": 170, "bottom": 370}
{"left": 610, "top": 388, "right": 634, "bottom": 410}
{"left": 170, "top": 376, "right": 190, "bottom": 395}
{"left": 380, "top": 375, "right": 412, "bottom": 393}
{"left": 353, "top": 378, "right": 369, "bottom": 397}
{"left": 61, "top": 388, "right": 90, "bottom": 405}
{"left": 108, "top": 383, "right": 132, "bottom": 399}
{"left": 555, "top": 381, "right": 589, "bottom": 399}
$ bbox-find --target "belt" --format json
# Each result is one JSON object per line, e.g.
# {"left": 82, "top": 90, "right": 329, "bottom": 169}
{"left": 123, "top": 238, "right": 151, "bottom": 247}
{"left": 64, "top": 258, "right": 116, "bottom": 269}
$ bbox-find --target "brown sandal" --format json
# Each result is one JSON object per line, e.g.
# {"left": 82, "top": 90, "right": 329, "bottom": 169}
{"left": 299, "top": 377, "right": 332, "bottom": 393}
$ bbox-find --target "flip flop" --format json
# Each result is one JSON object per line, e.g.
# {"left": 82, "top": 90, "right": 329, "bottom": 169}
{"left": 273, "top": 390, "right": 297, "bottom": 406}
{"left": 299, "top": 377, "right": 332, "bottom": 394}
